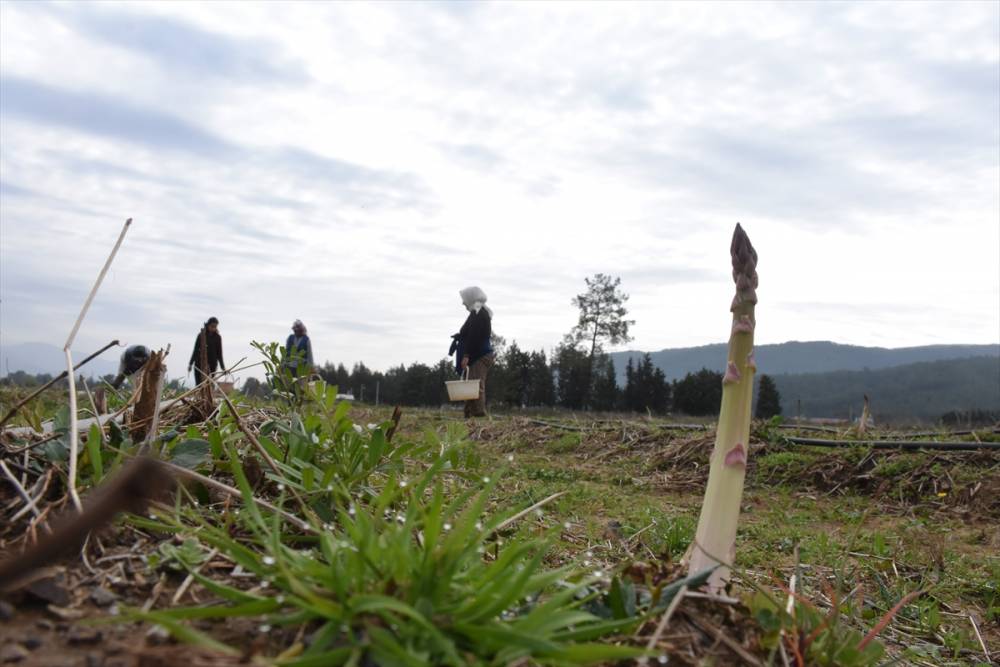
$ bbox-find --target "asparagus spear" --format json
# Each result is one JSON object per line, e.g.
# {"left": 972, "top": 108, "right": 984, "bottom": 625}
{"left": 687, "top": 223, "right": 758, "bottom": 592}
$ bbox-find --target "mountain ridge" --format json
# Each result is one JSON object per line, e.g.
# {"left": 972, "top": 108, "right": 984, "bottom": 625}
{"left": 609, "top": 340, "right": 999, "bottom": 382}
{"left": 767, "top": 355, "right": 999, "bottom": 421}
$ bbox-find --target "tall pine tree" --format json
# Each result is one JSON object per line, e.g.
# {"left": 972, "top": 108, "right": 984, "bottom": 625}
{"left": 503, "top": 341, "right": 532, "bottom": 408}
{"left": 590, "top": 355, "right": 620, "bottom": 411}
{"left": 568, "top": 274, "right": 634, "bottom": 407}
{"left": 624, "top": 353, "right": 670, "bottom": 414}
{"left": 555, "top": 343, "right": 590, "bottom": 410}
{"left": 755, "top": 374, "right": 783, "bottom": 419}
{"left": 673, "top": 368, "right": 724, "bottom": 416}
{"left": 527, "top": 350, "right": 555, "bottom": 407}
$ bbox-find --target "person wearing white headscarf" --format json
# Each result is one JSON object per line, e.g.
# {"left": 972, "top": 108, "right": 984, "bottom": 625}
{"left": 455, "top": 286, "right": 495, "bottom": 417}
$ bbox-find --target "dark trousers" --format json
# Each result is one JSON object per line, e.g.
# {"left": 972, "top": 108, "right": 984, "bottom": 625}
{"left": 193, "top": 366, "right": 216, "bottom": 386}
{"left": 464, "top": 354, "right": 495, "bottom": 418}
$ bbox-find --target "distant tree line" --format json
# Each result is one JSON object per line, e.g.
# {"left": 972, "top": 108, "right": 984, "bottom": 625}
{"left": 0, "top": 371, "right": 121, "bottom": 390}
{"left": 265, "top": 346, "right": 748, "bottom": 417}
{"left": 240, "top": 273, "right": 740, "bottom": 416}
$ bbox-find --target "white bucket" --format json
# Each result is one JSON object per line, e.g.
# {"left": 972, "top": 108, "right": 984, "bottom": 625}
{"left": 446, "top": 369, "right": 480, "bottom": 401}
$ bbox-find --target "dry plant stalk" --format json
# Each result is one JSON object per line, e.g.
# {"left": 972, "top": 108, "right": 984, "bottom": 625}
{"left": 856, "top": 394, "right": 872, "bottom": 436}
{"left": 687, "top": 223, "right": 758, "bottom": 592}
{"left": 129, "top": 349, "right": 166, "bottom": 443}
{"left": 64, "top": 218, "right": 132, "bottom": 512}
{"left": 386, "top": 406, "right": 403, "bottom": 442}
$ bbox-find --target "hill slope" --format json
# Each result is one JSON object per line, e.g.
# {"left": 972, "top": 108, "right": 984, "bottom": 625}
{"left": 769, "top": 356, "right": 999, "bottom": 421}
{"left": 610, "top": 340, "right": 998, "bottom": 381}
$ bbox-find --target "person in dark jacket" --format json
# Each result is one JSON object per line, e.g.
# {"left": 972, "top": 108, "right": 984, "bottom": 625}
{"left": 188, "top": 317, "right": 225, "bottom": 385}
{"left": 456, "top": 286, "right": 494, "bottom": 418}
{"left": 110, "top": 345, "right": 150, "bottom": 389}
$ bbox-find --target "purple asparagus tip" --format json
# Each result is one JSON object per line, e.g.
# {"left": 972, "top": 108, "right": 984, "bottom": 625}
{"left": 731, "top": 223, "right": 758, "bottom": 309}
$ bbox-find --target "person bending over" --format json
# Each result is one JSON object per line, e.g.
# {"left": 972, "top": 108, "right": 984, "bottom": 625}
{"left": 110, "top": 344, "right": 151, "bottom": 389}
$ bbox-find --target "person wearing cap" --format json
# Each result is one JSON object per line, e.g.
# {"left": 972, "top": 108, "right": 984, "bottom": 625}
{"left": 455, "top": 286, "right": 495, "bottom": 418}
{"left": 110, "top": 345, "right": 151, "bottom": 389}
{"left": 188, "top": 317, "right": 225, "bottom": 385}
{"left": 284, "top": 320, "right": 314, "bottom": 376}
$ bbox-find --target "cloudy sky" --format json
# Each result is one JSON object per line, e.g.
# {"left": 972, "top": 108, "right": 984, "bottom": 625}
{"left": 1, "top": 1, "right": 998, "bottom": 379}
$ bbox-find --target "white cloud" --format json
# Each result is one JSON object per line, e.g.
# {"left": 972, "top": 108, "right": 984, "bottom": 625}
{"left": 1, "top": 1, "right": 997, "bottom": 379}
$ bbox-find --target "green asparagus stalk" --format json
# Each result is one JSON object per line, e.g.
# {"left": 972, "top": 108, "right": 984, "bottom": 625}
{"left": 687, "top": 223, "right": 758, "bottom": 592}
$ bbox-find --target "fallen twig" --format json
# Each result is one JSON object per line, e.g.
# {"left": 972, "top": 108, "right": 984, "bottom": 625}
{"left": 493, "top": 491, "right": 566, "bottom": 534}
{"left": 171, "top": 547, "right": 219, "bottom": 605}
{"left": 686, "top": 611, "right": 764, "bottom": 667}
{"left": 856, "top": 589, "right": 926, "bottom": 651}
{"left": 968, "top": 614, "right": 991, "bottom": 663}
{"left": 3, "top": 431, "right": 64, "bottom": 455}
{"left": 641, "top": 584, "right": 687, "bottom": 661}
{"left": 9, "top": 469, "right": 54, "bottom": 523}
{"left": 209, "top": 376, "right": 280, "bottom": 473}
{"left": 160, "top": 460, "right": 315, "bottom": 533}
{"left": 0, "top": 459, "right": 41, "bottom": 519}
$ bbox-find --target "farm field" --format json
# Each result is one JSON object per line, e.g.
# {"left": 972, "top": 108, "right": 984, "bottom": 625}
{"left": 3, "top": 3, "right": 999, "bottom": 667}
{"left": 1, "top": 387, "right": 997, "bottom": 667}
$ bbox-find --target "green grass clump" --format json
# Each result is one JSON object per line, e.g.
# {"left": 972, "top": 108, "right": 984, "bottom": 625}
{"left": 120, "top": 378, "right": 723, "bottom": 665}
{"left": 547, "top": 433, "right": 582, "bottom": 454}
{"left": 754, "top": 450, "right": 816, "bottom": 478}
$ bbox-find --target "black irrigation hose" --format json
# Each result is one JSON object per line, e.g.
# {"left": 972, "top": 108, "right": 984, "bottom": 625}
{"left": 784, "top": 436, "right": 1000, "bottom": 451}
